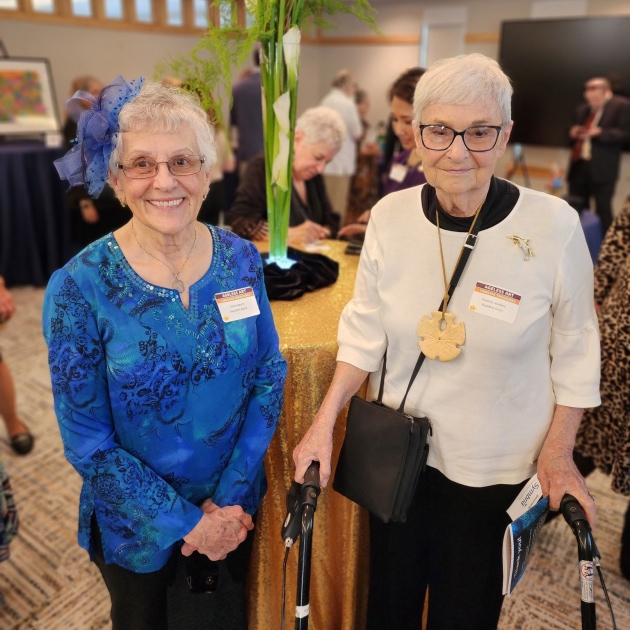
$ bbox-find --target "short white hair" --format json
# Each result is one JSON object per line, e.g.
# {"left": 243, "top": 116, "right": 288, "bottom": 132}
{"left": 109, "top": 81, "right": 217, "bottom": 173}
{"left": 296, "top": 106, "right": 347, "bottom": 153}
{"left": 414, "top": 53, "right": 513, "bottom": 126}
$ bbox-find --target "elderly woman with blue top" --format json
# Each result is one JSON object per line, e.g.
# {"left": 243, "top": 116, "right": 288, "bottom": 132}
{"left": 44, "top": 77, "right": 287, "bottom": 629}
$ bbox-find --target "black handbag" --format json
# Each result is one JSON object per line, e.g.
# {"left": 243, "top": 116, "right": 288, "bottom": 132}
{"left": 333, "top": 353, "right": 431, "bottom": 523}
{"left": 332, "top": 201, "right": 489, "bottom": 523}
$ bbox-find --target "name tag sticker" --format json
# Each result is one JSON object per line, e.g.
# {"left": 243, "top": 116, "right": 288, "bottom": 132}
{"left": 389, "top": 163, "right": 407, "bottom": 183}
{"left": 469, "top": 282, "right": 521, "bottom": 323}
{"left": 215, "top": 287, "right": 260, "bottom": 322}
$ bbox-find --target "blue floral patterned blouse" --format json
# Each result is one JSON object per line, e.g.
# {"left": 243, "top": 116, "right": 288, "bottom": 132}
{"left": 42, "top": 224, "right": 287, "bottom": 573}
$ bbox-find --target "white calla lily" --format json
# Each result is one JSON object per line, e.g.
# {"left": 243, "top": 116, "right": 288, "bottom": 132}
{"left": 271, "top": 134, "right": 291, "bottom": 191}
{"left": 271, "top": 91, "right": 291, "bottom": 190}
{"left": 283, "top": 26, "right": 301, "bottom": 83}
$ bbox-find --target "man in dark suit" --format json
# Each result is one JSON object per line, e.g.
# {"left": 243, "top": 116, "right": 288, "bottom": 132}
{"left": 230, "top": 47, "right": 264, "bottom": 179}
{"left": 567, "top": 77, "right": 630, "bottom": 235}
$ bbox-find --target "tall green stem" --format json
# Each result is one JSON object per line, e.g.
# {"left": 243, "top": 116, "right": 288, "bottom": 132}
{"left": 260, "top": 5, "right": 300, "bottom": 264}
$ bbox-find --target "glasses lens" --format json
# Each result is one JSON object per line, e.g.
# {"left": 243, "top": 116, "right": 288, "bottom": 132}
{"left": 463, "top": 127, "right": 500, "bottom": 151}
{"left": 168, "top": 156, "right": 202, "bottom": 175}
{"left": 124, "top": 159, "right": 157, "bottom": 178}
{"left": 421, "top": 126, "right": 500, "bottom": 151}
{"left": 422, "top": 125, "right": 454, "bottom": 150}
{"left": 121, "top": 156, "right": 204, "bottom": 178}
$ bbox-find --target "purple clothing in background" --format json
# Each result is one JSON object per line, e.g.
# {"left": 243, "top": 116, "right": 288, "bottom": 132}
{"left": 382, "top": 148, "right": 427, "bottom": 197}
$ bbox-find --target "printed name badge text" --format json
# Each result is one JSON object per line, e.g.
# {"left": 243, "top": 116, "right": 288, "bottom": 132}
{"left": 389, "top": 163, "right": 407, "bottom": 183}
{"left": 468, "top": 282, "right": 521, "bottom": 323}
{"left": 215, "top": 287, "right": 260, "bottom": 322}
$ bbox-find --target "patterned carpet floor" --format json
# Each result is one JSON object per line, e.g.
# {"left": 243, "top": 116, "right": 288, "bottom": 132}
{"left": 0, "top": 286, "right": 629, "bottom": 629}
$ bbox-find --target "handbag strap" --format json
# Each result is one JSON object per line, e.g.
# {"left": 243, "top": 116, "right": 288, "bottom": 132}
{"left": 392, "top": 203, "right": 489, "bottom": 413}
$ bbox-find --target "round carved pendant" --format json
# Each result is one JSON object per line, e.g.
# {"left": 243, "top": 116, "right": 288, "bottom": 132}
{"left": 418, "top": 310, "right": 466, "bottom": 362}
{"left": 173, "top": 279, "right": 186, "bottom": 293}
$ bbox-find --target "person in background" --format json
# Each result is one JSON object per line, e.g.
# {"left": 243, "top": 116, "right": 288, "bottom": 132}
{"left": 62, "top": 75, "right": 104, "bottom": 145}
{"left": 566, "top": 76, "right": 630, "bottom": 236}
{"left": 380, "top": 67, "right": 427, "bottom": 196}
{"left": 0, "top": 274, "right": 33, "bottom": 456}
{"left": 63, "top": 76, "right": 131, "bottom": 251}
{"left": 45, "top": 78, "right": 287, "bottom": 630}
{"left": 0, "top": 448, "right": 20, "bottom": 603}
{"left": 198, "top": 102, "right": 236, "bottom": 227}
{"left": 227, "top": 106, "right": 345, "bottom": 245}
{"left": 230, "top": 46, "right": 264, "bottom": 179}
{"left": 354, "top": 88, "right": 371, "bottom": 147}
{"left": 293, "top": 53, "right": 599, "bottom": 629}
{"left": 0, "top": 275, "right": 22, "bottom": 595}
{"left": 180, "top": 80, "right": 237, "bottom": 227}
{"left": 573, "top": 196, "right": 630, "bottom": 581}
{"left": 320, "top": 69, "right": 363, "bottom": 222}
{"left": 338, "top": 67, "right": 426, "bottom": 240}
{"left": 381, "top": 115, "right": 400, "bottom": 181}
{"left": 346, "top": 88, "right": 381, "bottom": 225}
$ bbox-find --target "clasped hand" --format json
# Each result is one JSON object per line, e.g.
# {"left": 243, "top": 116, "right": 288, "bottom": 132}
{"left": 182, "top": 499, "right": 254, "bottom": 561}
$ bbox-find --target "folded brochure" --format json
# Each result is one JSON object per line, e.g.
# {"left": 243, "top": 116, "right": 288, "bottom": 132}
{"left": 502, "top": 474, "right": 550, "bottom": 596}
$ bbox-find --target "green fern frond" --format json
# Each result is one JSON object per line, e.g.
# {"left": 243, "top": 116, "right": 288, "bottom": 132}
{"left": 157, "top": 0, "right": 379, "bottom": 127}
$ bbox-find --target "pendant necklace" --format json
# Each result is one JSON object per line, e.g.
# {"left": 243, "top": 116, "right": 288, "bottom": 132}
{"left": 131, "top": 219, "right": 197, "bottom": 293}
{"left": 417, "top": 201, "right": 483, "bottom": 362}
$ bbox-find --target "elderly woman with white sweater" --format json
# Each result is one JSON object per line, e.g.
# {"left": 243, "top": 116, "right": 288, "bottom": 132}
{"left": 293, "top": 54, "right": 600, "bottom": 630}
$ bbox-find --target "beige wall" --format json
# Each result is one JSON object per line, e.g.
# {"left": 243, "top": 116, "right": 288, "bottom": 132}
{"left": 0, "top": 21, "right": 201, "bottom": 121}
{"left": 2, "top": 0, "right": 630, "bottom": 211}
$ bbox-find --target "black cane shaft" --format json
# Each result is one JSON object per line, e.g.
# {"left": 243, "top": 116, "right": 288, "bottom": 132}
{"left": 295, "top": 505, "right": 315, "bottom": 630}
{"left": 581, "top": 601, "right": 596, "bottom": 630}
{"left": 562, "top": 495, "right": 597, "bottom": 630}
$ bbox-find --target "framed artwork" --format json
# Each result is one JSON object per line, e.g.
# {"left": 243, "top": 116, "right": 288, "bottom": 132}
{"left": 0, "top": 57, "right": 61, "bottom": 136}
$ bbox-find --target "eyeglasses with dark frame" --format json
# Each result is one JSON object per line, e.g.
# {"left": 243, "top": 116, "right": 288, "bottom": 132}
{"left": 117, "top": 155, "right": 206, "bottom": 179}
{"left": 418, "top": 125, "right": 503, "bottom": 152}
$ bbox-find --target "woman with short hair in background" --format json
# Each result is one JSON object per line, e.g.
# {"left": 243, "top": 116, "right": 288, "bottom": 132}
{"left": 227, "top": 106, "right": 345, "bottom": 245}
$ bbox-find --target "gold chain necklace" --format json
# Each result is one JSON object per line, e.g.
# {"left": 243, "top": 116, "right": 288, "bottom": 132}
{"left": 417, "top": 201, "right": 483, "bottom": 362}
{"left": 131, "top": 219, "right": 197, "bottom": 293}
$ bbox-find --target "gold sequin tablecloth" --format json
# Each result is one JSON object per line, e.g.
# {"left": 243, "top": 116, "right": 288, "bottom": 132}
{"left": 247, "top": 241, "right": 370, "bottom": 630}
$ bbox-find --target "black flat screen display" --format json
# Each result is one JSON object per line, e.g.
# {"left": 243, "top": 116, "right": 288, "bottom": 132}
{"left": 499, "top": 16, "right": 630, "bottom": 148}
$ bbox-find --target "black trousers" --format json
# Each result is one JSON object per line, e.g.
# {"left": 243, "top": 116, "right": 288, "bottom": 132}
{"left": 366, "top": 466, "right": 527, "bottom": 630}
{"left": 91, "top": 514, "right": 253, "bottom": 630}
{"left": 568, "top": 160, "right": 615, "bottom": 236}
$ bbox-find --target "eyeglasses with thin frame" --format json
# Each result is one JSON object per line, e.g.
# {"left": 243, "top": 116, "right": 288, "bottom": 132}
{"left": 418, "top": 125, "right": 503, "bottom": 152}
{"left": 117, "top": 155, "right": 206, "bottom": 179}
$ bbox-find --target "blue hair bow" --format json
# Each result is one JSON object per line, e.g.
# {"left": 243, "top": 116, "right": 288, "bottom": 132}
{"left": 55, "top": 75, "right": 145, "bottom": 198}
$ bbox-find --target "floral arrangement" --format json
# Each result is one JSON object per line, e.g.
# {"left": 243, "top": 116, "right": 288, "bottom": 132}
{"left": 164, "top": 0, "right": 378, "bottom": 265}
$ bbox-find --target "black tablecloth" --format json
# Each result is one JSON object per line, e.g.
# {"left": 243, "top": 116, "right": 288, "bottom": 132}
{"left": 0, "top": 141, "right": 71, "bottom": 287}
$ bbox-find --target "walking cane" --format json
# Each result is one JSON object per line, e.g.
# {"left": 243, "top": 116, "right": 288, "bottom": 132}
{"left": 281, "top": 461, "right": 321, "bottom": 630}
{"left": 561, "top": 494, "right": 617, "bottom": 630}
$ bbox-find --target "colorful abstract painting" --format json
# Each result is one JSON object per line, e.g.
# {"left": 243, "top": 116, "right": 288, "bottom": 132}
{"left": 0, "top": 58, "right": 59, "bottom": 134}
{"left": 0, "top": 70, "right": 47, "bottom": 122}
